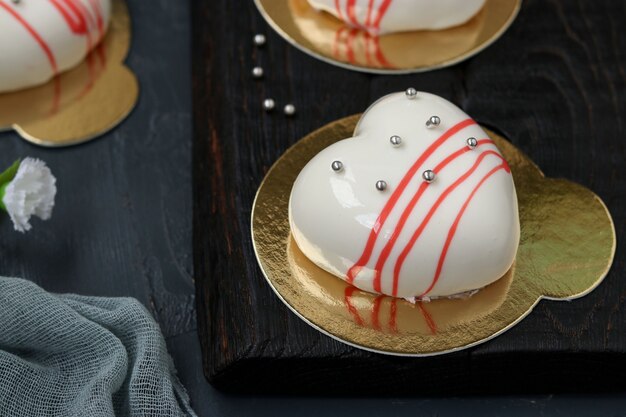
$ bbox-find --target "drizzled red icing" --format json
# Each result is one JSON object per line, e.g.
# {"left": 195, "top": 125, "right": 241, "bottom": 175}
{"left": 344, "top": 286, "right": 436, "bottom": 334}
{"left": 0, "top": 0, "right": 106, "bottom": 75}
{"left": 335, "top": 0, "right": 393, "bottom": 34}
{"left": 345, "top": 119, "right": 512, "bottom": 298}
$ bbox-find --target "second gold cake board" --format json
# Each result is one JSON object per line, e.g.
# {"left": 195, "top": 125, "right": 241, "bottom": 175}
{"left": 251, "top": 115, "right": 615, "bottom": 356}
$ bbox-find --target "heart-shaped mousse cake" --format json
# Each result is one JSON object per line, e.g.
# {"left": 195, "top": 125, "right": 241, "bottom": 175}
{"left": 307, "top": 0, "right": 486, "bottom": 35}
{"left": 289, "top": 90, "right": 520, "bottom": 299}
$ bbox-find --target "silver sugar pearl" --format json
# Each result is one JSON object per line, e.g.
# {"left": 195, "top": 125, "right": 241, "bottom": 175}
{"left": 331, "top": 160, "right": 344, "bottom": 172}
{"left": 466, "top": 137, "right": 478, "bottom": 149}
{"left": 422, "top": 170, "right": 436, "bottom": 183}
{"left": 252, "top": 66, "right": 264, "bottom": 79}
{"left": 284, "top": 104, "right": 296, "bottom": 116}
{"left": 405, "top": 88, "right": 418, "bottom": 99}
{"left": 262, "top": 98, "right": 275, "bottom": 111}
{"left": 426, "top": 115, "right": 441, "bottom": 128}
{"left": 375, "top": 180, "right": 387, "bottom": 191}
{"left": 390, "top": 135, "right": 402, "bottom": 146}
{"left": 254, "top": 34, "right": 266, "bottom": 46}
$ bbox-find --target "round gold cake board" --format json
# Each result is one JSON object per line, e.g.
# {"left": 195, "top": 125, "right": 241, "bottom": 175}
{"left": 251, "top": 115, "right": 616, "bottom": 356}
{"left": 254, "top": 0, "right": 521, "bottom": 74}
{"left": 0, "top": 0, "right": 138, "bottom": 147}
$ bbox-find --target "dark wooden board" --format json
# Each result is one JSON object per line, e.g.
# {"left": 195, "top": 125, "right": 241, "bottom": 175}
{"left": 192, "top": 0, "right": 626, "bottom": 395}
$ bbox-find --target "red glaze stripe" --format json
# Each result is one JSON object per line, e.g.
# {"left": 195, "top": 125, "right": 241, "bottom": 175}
{"left": 393, "top": 150, "right": 506, "bottom": 293}
{"left": 88, "top": 0, "right": 104, "bottom": 39}
{"left": 372, "top": 36, "right": 392, "bottom": 68}
{"left": 364, "top": 0, "right": 375, "bottom": 27}
{"left": 344, "top": 287, "right": 439, "bottom": 334}
{"left": 50, "top": 0, "right": 106, "bottom": 52}
{"left": 417, "top": 303, "right": 437, "bottom": 335}
{"left": 344, "top": 286, "right": 364, "bottom": 326}
{"left": 345, "top": 289, "right": 402, "bottom": 333}
{"left": 334, "top": 29, "right": 392, "bottom": 69}
{"left": 419, "top": 162, "right": 510, "bottom": 297}
{"left": 363, "top": 32, "right": 372, "bottom": 66}
{"left": 345, "top": 28, "right": 359, "bottom": 64}
{"left": 78, "top": 52, "right": 97, "bottom": 99}
{"left": 371, "top": 0, "right": 393, "bottom": 32}
{"left": 69, "top": 0, "right": 101, "bottom": 49}
{"left": 371, "top": 295, "right": 384, "bottom": 330}
{"left": 372, "top": 139, "right": 494, "bottom": 293}
{"left": 335, "top": 0, "right": 392, "bottom": 33}
{"left": 346, "top": 118, "right": 476, "bottom": 284}
{"left": 71, "top": 0, "right": 97, "bottom": 40}
{"left": 332, "top": 26, "right": 348, "bottom": 59}
{"left": 95, "top": 40, "right": 107, "bottom": 66}
{"left": 335, "top": 0, "right": 393, "bottom": 33}
{"left": 388, "top": 298, "right": 398, "bottom": 332}
{"left": 363, "top": 32, "right": 392, "bottom": 68}
{"left": 346, "top": 0, "right": 361, "bottom": 28}
{"left": 50, "top": 0, "right": 88, "bottom": 35}
{"left": 0, "top": 2, "right": 58, "bottom": 73}
{"left": 334, "top": 0, "right": 345, "bottom": 21}
{"left": 50, "top": 77, "right": 62, "bottom": 115}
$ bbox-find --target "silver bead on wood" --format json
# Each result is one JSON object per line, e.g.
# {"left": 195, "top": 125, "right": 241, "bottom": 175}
{"left": 422, "top": 170, "right": 436, "bottom": 183}
{"left": 405, "top": 88, "right": 417, "bottom": 99}
{"left": 252, "top": 66, "right": 264, "bottom": 79}
{"left": 263, "top": 98, "right": 275, "bottom": 111}
{"left": 375, "top": 180, "right": 387, "bottom": 191}
{"left": 331, "top": 161, "right": 344, "bottom": 172}
{"left": 426, "top": 115, "right": 441, "bottom": 128}
{"left": 466, "top": 137, "right": 478, "bottom": 149}
{"left": 254, "top": 34, "right": 266, "bottom": 46}
{"left": 390, "top": 135, "right": 402, "bottom": 146}
{"left": 284, "top": 104, "right": 296, "bottom": 116}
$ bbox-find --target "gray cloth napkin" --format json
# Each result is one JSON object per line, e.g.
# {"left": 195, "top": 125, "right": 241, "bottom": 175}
{"left": 0, "top": 277, "right": 197, "bottom": 417}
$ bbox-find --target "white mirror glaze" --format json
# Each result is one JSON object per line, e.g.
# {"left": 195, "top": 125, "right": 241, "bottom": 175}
{"left": 0, "top": 0, "right": 111, "bottom": 93}
{"left": 307, "top": 0, "right": 486, "bottom": 35}
{"left": 289, "top": 92, "right": 520, "bottom": 299}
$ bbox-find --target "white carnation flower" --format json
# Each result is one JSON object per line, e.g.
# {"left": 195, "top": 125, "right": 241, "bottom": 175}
{"left": 2, "top": 158, "right": 57, "bottom": 232}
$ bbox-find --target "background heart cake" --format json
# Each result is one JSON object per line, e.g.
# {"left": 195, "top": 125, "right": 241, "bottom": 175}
{"left": 0, "top": 0, "right": 111, "bottom": 93}
{"left": 307, "top": 0, "right": 486, "bottom": 35}
{"left": 289, "top": 90, "right": 520, "bottom": 299}
{"left": 288, "top": 0, "right": 485, "bottom": 70}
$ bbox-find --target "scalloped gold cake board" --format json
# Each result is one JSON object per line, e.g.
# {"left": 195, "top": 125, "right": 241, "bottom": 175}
{"left": 0, "top": 0, "right": 138, "bottom": 147}
{"left": 254, "top": 0, "right": 521, "bottom": 74}
{"left": 251, "top": 115, "right": 616, "bottom": 356}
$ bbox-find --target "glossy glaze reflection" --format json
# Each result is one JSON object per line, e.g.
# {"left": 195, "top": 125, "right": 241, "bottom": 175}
{"left": 289, "top": 92, "right": 519, "bottom": 299}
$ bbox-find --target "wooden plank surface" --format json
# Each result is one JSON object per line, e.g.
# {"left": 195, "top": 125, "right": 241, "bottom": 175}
{"left": 192, "top": 0, "right": 625, "bottom": 394}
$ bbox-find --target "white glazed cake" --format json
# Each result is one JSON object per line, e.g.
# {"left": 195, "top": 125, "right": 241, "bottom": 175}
{"left": 0, "top": 0, "right": 111, "bottom": 93}
{"left": 307, "top": 0, "right": 486, "bottom": 35}
{"left": 289, "top": 90, "right": 520, "bottom": 299}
